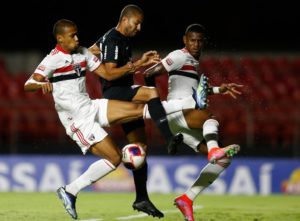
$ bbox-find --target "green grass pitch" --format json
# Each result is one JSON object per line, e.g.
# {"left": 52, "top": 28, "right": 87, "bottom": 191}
{"left": 0, "top": 192, "right": 299, "bottom": 221}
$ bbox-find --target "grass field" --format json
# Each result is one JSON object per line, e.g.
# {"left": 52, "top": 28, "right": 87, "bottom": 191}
{"left": 0, "top": 193, "right": 299, "bottom": 221}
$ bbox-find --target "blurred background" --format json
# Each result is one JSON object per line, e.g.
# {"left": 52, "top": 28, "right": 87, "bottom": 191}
{"left": 1, "top": 0, "right": 300, "bottom": 158}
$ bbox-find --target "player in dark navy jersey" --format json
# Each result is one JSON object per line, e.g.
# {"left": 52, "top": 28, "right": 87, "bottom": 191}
{"left": 89, "top": 4, "right": 183, "bottom": 218}
{"left": 95, "top": 28, "right": 133, "bottom": 92}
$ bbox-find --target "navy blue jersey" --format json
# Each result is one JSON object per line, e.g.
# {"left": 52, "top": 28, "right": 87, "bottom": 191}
{"left": 95, "top": 28, "right": 134, "bottom": 92}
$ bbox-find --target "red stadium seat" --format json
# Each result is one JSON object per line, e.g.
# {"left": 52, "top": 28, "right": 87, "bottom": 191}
{"left": 1, "top": 55, "right": 299, "bottom": 156}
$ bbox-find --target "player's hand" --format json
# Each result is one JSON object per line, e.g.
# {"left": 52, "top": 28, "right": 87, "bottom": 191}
{"left": 140, "top": 50, "right": 160, "bottom": 66}
{"left": 219, "top": 83, "right": 243, "bottom": 99}
{"left": 41, "top": 82, "right": 53, "bottom": 94}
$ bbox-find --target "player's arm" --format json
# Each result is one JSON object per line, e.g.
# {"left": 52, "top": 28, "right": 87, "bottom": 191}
{"left": 88, "top": 43, "right": 101, "bottom": 56}
{"left": 93, "top": 51, "right": 160, "bottom": 80}
{"left": 102, "top": 50, "right": 160, "bottom": 79}
{"left": 90, "top": 37, "right": 138, "bottom": 80}
{"left": 143, "top": 62, "right": 167, "bottom": 78}
{"left": 135, "top": 50, "right": 160, "bottom": 68}
{"left": 24, "top": 73, "right": 53, "bottom": 94}
{"left": 88, "top": 43, "right": 133, "bottom": 79}
{"left": 142, "top": 62, "right": 167, "bottom": 87}
{"left": 208, "top": 83, "right": 243, "bottom": 99}
{"left": 92, "top": 61, "right": 135, "bottom": 80}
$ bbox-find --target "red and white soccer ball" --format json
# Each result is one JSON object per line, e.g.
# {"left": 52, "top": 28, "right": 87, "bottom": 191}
{"left": 122, "top": 143, "right": 146, "bottom": 170}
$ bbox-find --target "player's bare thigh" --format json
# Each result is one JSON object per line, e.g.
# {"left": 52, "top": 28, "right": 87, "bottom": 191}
{"left": 183, "top": 109, "right": 213, "bottom": 129}
{"left": 106, "top": 100, "right": 145, "bottom": 125}
{"left": 132, "top": 86, "right": 159, "bottom": 102}
{"left": 89, "top": 135, "right": 122, "bottom": 166}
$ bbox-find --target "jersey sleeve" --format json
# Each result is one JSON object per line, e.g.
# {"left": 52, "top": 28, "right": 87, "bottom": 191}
{"left": 85, "top": 48, "right": 101, "bottom": 72}
{"left": 101, "top": 38, "right": 119, "bottom": 63}
{"left": 33, "top": 55, "right": 56, "bottom": 78}
{"left": 161, "top": 50, "right": 186, "bottom": 72}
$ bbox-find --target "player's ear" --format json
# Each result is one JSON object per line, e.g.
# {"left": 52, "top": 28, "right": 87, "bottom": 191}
{"left": 56, "top": 34, "right": 63, "bottom": 43}
{"left": 122, "top": 16, "right": 128, "bottom": 24}
{"left": 183, "top": 35, "right": 187, "bottom": 45}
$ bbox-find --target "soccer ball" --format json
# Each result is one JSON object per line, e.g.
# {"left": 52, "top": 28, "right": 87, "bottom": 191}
{"left": 122, "top": 143, "right": 146, "bottom": 170}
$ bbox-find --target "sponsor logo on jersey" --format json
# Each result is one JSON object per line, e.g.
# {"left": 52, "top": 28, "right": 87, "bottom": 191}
{"left": 37, "top": 65, "right": 46, "bottom": 71}
{"left": 166, "top": 58, "right": 173, "bottom": 66}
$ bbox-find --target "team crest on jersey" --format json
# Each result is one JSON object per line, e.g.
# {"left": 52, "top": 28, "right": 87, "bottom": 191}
{"left": 72, "top": 63, "right": 82, "bottom": 76}
{"left": 166, "top": 58, "right": 173, "bottom": 66}
{"left": 88, "top": 134, "right": 95, "bottom": 141}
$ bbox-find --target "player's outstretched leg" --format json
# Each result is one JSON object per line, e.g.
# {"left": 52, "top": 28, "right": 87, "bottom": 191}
{"left": 192, "top": 74, "right": 208, "bottom": 110}
{"left": 133, "top": 199, "right": 164, "bottom": 218}
{"left": 57, "top": 186, "right": 78, "bottom": 219}
{"left": 174, "top": 194, "right": 194, "bottom": 221}
{"left": 146, "top": 97, "right": 183, "bottom": 155}
{"left": 208, "top": 144, "right": 240, "bottom": 164}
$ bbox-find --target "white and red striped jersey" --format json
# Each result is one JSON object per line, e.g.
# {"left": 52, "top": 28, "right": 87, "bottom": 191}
{"left": 34, "top": 45, "right": 101, "bottom": 125}
{"left": 161, "top": 48, "right": 199, "bottom": 100}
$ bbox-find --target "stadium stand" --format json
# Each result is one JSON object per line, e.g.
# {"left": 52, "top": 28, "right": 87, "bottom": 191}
{"left": 0, "top": 55, "right": 299, "bottom": 157}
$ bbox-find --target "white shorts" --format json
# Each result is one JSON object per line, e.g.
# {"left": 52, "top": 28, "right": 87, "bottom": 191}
{"left": 167, "top": 110, "right": 204, "bottom": 152}
{"left": 63, "top": 99, "right": 110, "bottom": 154}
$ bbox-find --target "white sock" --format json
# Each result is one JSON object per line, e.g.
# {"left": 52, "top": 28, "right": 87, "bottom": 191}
{"left": 66, "top": 159, "right": 115, "bottom": 196}
{"left": 185, "top": 158, "right": 231, "bottom": 201}
{"left": 203, "top": 119, "right": 220, "bottom": 152}
{"left": 143, "top": 96, "right": 196, "bottom": 119}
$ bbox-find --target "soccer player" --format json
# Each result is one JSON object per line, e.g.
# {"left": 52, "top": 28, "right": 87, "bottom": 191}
{"left": 143, "top": 24, "right": 242, "bottom": 221}
{"left": 88, "top": 4, "right": 185, "bottom": 218}
{"left": 23, "top": 19, "right": 201, "bottom": 220}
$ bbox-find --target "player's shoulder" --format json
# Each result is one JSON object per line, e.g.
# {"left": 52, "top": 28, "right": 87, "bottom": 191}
{"left": 169, "top": 49, "right": 186, "bottom": 56}
{"left": 102, "top": 28, "right": 122, "bottom": 43}
{"left": 46, "top": 48, "right": 64, "bottom": 63}
{"left": 166, "top": 49, "right": 187, "bottom": 62}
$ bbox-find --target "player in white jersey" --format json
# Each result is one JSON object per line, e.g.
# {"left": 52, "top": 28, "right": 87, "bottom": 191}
{"left": 24, "top": 19, "right": 199, "bottom": 220}
{"left": 143, "top": 24, "right": 243, "bottom": 221}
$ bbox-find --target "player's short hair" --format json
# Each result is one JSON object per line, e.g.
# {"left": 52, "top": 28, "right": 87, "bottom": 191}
{"left": 119, "top": 4, "right": 143, "bottom": 21}
{"left": 185, "top": 24, "right": 206, "bottom": 35}
{"left": 53, "top": 19, "right": 77, "bottom": 38}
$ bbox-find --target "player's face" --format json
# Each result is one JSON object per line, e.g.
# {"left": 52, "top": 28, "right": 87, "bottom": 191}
{"left": 59, "top": 26, "right": 79, "bottom": 53}
{"left": 124, "top": 14, "right": 143, "bottom": 37}
{"left": 183, "top": 32, "right": 205, "bottom": 59}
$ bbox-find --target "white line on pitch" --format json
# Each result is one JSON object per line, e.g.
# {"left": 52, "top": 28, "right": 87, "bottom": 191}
{"left": 115, "top": 205, "right": 204, "bottom": 220}
{"left": 80, "top": 219, "right": 103, "bottom": 221}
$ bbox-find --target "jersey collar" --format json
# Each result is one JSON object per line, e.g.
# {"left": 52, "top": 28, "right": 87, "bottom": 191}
{"left": 55, "top": 44, "right": 70, "bottom": 54}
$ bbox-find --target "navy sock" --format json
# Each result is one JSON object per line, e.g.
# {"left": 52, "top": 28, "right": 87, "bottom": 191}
{"left": 147, "top": 98, "right": 173, "bottom": 140}
{"left": 133, "top": 161, "right": 149, "bottom": 201}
